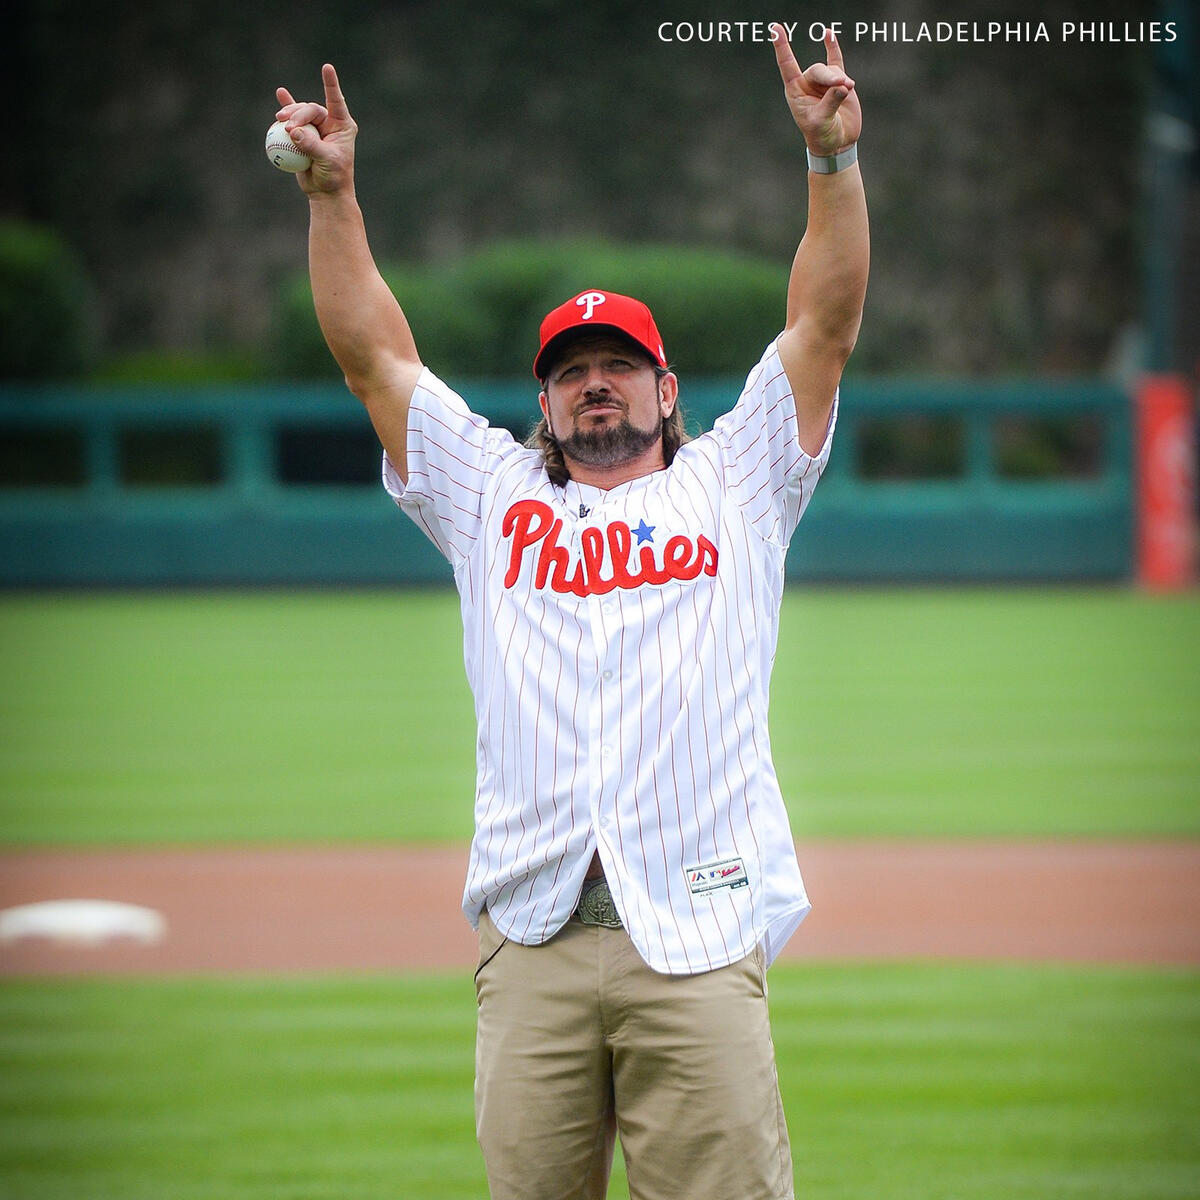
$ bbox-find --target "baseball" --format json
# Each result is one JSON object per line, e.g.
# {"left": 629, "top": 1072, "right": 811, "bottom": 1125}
{"left": 265, "top": 121, "right": 312, "bottom": 173}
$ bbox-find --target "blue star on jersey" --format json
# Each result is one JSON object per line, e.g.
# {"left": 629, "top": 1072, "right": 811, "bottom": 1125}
{"left": 632, "top": 519, "right": 655, "bottom": 545}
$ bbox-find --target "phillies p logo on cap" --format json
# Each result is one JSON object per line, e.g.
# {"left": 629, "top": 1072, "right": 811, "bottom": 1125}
{"left": 534, "top": 290, "right": 668, "bottom": 380}
{"left": 576, "top": 292, "right": 607, "bottom": 320}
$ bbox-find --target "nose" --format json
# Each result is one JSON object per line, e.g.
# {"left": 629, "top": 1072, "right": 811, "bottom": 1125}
{"left": 581, "top": 366, "right": 612, "bottom": 398}
{"left": 583, "top": 364, "right": 614, "bottom": 393}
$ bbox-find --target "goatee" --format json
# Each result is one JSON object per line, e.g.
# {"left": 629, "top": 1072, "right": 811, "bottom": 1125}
{"left": 558, "top": 415, "right": 663, "bottom": 469}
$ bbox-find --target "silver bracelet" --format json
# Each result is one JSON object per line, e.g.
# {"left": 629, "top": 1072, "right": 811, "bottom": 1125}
{"left": 807, "top": 144, "right": 858, "bottom": 174}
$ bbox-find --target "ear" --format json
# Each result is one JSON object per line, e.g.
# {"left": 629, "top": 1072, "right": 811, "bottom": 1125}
{"left": 538, "top": 390, "right": 555, "bottom": 438}
{"left": 658, "top": 372, "right": 679, "bottom": 418}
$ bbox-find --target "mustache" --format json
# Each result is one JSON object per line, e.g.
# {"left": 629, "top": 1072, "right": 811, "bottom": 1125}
{"left": 576, "top": 394, "right": 625, "bottom": 414}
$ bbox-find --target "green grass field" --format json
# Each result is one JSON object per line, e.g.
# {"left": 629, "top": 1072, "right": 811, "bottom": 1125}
{"left": 2, "top": 587, "right": 1197, "bottom": 1199}
{"left": 1, "top": 587, "right": 1197, "bottom": 844}
{"left": 1, "top": 965, "right": 1196, "bottom": 1200}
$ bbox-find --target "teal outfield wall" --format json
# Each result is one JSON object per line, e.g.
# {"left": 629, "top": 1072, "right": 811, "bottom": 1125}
{"left": 0, "top": 377, "right": 1132, "bottom": 586}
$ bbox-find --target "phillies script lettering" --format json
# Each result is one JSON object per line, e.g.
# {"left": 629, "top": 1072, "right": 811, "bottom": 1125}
{"left": 502, "top": 500, "right": 718, "bottom": 596}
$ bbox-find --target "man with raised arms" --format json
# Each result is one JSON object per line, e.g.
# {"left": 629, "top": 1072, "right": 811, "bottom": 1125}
{"left": 274, "top": 23, "right": 867, "bottom": 1200}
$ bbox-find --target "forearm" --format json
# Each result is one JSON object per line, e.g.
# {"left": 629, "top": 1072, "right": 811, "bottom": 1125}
{"left": 275, "top": 65, "right": 419, "bottom": 478}
{"left": 785, "top": 163, "right": 869, "bottom": 359}
{"left": 307, "top": 190, "right": 421, "bottom": 396}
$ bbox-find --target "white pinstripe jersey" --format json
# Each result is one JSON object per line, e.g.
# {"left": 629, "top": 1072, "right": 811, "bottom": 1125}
{"left": 383, "top": 339, "right": 836, "bottom": 975}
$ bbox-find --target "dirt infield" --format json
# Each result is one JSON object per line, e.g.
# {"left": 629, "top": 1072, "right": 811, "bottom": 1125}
{"left": 1, "top": 841, "right": 1198, "bottom": 975}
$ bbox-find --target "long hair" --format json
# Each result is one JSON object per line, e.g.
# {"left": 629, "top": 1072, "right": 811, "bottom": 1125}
{"left": 525, "top": 366, "right": 690, "bottom": 487}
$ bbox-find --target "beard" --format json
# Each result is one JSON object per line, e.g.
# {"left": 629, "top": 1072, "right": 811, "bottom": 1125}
{"left": 557, "top": 412, "right": 663, "bottom": 469}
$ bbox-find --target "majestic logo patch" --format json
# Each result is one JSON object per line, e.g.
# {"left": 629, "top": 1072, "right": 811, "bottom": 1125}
{"left": 502, "top": 499, "right": 717, "bottom": 597}
{"left": 686, "top": 857, "right": 749, "bottom": 895}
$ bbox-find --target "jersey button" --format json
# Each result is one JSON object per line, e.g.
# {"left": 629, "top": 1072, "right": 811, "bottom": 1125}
{"left": 601, "top": 670, "right": 614, "bottom": 682}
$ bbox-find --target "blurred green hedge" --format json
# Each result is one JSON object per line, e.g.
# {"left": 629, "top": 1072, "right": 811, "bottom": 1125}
{"left": 275, "top": 239, "right": 789, "bottom": 380}
{"left": 88, "top": 349, "right": 270, "bottom": 384}
{"left": 0, "top": 220, "right": 97, "bottom": 380}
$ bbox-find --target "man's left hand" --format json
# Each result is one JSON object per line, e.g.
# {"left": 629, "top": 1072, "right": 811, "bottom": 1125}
{"left": 771, "top": 23, "right": 862, "bottom": 155}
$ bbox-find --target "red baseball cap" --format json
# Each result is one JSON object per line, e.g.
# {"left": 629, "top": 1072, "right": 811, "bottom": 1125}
{"left": 533, "top": 289, "right": 668, "bottom": 381}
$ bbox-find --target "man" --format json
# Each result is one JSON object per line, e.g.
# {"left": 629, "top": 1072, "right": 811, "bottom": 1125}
{"left": 275, "top": 22, "right": 867, "bottom": 1200}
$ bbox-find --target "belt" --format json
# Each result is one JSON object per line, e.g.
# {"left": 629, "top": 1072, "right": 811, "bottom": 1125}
{"left": 575, "top": 876, "right": 623, "bottom": 929}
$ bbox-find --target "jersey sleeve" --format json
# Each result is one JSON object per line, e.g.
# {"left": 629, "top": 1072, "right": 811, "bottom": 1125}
{"left": 708, "top": 338, "right": 837, "bottom": 546}
{"left": 381, "top": 368, "right": 519, "bottom": 567}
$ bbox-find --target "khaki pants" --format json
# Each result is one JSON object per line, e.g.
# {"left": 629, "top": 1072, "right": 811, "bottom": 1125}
{"left": 474, "top": 910, "right": 794, "bottom": 1200}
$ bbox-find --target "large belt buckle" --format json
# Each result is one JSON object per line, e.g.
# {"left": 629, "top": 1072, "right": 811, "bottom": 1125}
{"left": 577, "top": 877, "right": 623, "bottom": 928}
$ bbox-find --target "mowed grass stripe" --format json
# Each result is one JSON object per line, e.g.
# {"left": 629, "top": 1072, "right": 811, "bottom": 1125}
{"left": 776, "top": 588, "right": 1200, "bottom": 836}
{"left": 0, "top": 965, "right": 1196, "bottom": 1199}
{"left": 1, "top": 588, "right": 1197, "bottom": 844}
{"left": 0, "top": 591, "right": 477, "bottom": 845}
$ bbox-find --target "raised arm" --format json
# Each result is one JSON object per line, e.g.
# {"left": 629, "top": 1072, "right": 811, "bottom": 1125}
{"left": 275, "top": 65, "right": 422, "bottom": 481}
{"left": 770, "top": 25, "right": 869, "bottom": 455}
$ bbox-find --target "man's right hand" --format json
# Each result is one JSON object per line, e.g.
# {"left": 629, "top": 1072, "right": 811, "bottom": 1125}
{"left": 274, "top": 63, "right": 357, "bottom": 196}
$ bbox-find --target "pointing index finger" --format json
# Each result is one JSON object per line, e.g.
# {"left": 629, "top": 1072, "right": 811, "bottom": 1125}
{"left": 321, "top": 64, "right": 351, "bottom": 120}
{"left": 769, "top": 22, "right": 804, "bottom": 88}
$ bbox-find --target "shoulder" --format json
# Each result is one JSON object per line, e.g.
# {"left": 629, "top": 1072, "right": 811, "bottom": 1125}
{"left": 413, "top": 367, "right": 541, "bottom": 460}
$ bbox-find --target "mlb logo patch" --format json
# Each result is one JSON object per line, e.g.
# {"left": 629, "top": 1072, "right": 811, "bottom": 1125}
{"left": 685, "top": 857, "right": 749, "bottom": 895}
